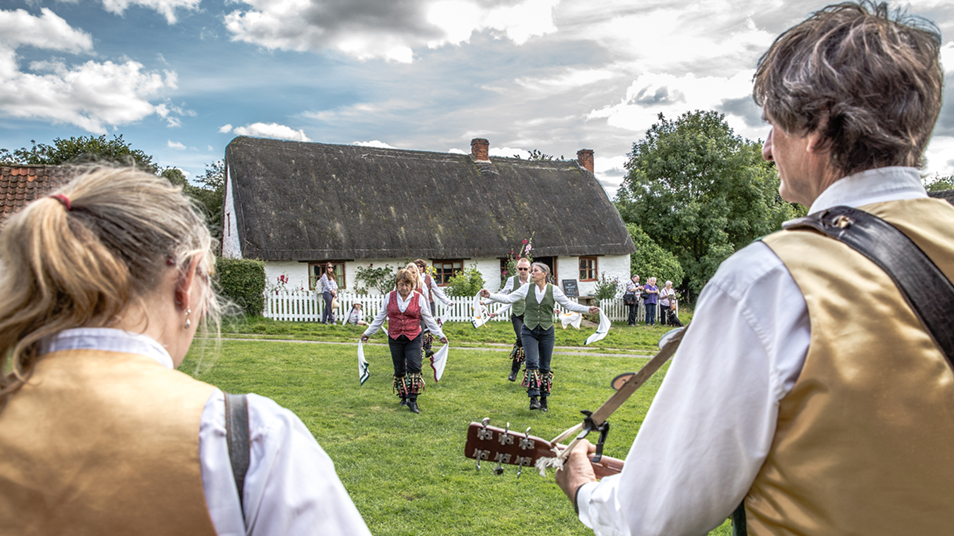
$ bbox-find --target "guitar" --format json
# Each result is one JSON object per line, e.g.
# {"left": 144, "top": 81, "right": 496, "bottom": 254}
{"left": 464, "top": 418, "right": 623, "bottom": 478}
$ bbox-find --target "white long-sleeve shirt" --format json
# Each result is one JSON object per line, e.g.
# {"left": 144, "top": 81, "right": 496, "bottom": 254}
{"left": 576, "top": 167, "right": 930, "bottom": 536}
{"left": 362, "top": 291, "right": 446, "bottom": 340}
{"left": 488, "top": 282, "right": 592, "bottom": 315}
{"left": 41, "top": 328, "right": 371, "bottom": 536}
{"left": 497, "top": 275, "right": 531, "bottom": 316}
{"left": 424, "top": 274, "right": 452, "bottom": 306}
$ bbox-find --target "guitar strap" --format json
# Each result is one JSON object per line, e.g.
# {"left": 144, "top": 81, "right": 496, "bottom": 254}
{"left": 224, "top": 393, "right": 250, "bottom": 524}
{"left": 733, "top": 205, "right": 954, "bottom": 535}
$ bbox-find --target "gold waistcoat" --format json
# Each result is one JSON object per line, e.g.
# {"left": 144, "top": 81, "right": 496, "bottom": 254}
{"left": 0, "top": 349, "right": 218, "bottom": 536}
{"left": 749, "top": 198, "right": 954, "bottom": 535}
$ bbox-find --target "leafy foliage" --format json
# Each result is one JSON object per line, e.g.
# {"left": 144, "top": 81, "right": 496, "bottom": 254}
{"left": 444, "top": 263, "right": 486, "bottom": 297}
{"left": 354, "top": 263, "right": 398, "bottom": 294}
{"left": 626, "top": 224, "right": 685, "bottom": 290}
{"left": 0, "top": 135, "right": 158, "bottom": 172}
{"left": 593, "top": 272, "right": 621, "bottom": 300}
{"left": 215, "top": 258, "right": 266, "bottom": 316}
{"left": 924, "top": 174, "right": 954, "bottom": 192}
{"left": 615, "top": 110, "right": 801, "bottom": 297}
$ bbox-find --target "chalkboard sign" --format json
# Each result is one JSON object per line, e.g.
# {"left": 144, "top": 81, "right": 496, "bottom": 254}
{"left": 562, "top": 279, "right": 579, "bottom": 297}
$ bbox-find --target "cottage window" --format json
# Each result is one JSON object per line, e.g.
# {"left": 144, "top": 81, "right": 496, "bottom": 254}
{"left": 432, "top": 260, "right": 463, "bottom": 285}
{"left": 309, "top": 262, "right": 346, "bottom": 290}
{"left": 579, "top": 257, "right": 597, "bottom": 282}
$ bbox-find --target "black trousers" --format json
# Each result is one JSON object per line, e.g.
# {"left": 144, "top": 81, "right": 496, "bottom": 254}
{"left": 389, "top": 333, "right": 423, "bottom": 377}
{"left": 511, "top": 313, "right": 525, "bottom": 347}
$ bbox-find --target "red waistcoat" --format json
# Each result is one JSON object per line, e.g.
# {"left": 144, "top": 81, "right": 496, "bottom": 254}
{"left": 387, "top": 291, "right": 422, "bottom": 340}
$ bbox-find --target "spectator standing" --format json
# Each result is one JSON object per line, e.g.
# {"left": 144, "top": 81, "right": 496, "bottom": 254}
{"left": 318, "top": 265, "right": 338, "bottom": 324}
{"left": 624, "top": 275, "right": 641, "bottom": 326}
{"left": 643, "top": 277, "right": 659, "bottom": 326}
{"left": 659, "top": 281, "right": 676, "bottom": 326}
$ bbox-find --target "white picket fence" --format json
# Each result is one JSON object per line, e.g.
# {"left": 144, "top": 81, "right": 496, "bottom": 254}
{"left": 263, "top": 290, "right": 677, "bottom": 324}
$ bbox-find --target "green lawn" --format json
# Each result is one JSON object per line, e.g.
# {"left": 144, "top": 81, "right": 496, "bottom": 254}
{"left": 184, "top": 316, "right": 731, "bottom": 536}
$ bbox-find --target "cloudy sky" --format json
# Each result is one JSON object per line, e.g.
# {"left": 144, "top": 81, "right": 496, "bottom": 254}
{"left": 2, "top": 0, "right": 953, "bottom": 196}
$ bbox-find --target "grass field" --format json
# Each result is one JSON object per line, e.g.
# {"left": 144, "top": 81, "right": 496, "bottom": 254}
{"left": 183, "top": 315, "right": 732, "bottom": 536}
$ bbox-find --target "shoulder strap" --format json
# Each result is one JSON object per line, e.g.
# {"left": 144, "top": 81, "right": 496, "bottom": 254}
{"left": 783, "top": 205, "right": 954, "bottom": 368}
{"left": 224, "top": 393, "right": 250, "bottom": 518}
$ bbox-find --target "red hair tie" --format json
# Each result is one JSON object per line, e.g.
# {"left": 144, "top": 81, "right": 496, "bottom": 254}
{"left": 50, "top": 194, "right": 72, "bottom": 211}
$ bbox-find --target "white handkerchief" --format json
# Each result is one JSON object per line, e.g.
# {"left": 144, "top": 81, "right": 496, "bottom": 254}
{"left": 584, "top": 309, "right": 611, "bottom": 345}
{"left": 358, "top": 340, "right": 370, "bottom": 385}
{"left": 471, "top": 293, "right": 489, "bottom": 328}
{"left": 559, "top": 311, "right": 583, "bottom": 330}
{"left": 429, "top": 344, "right": 449, "bottom": 382}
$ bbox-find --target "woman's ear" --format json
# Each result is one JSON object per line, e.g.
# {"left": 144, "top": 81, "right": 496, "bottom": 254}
{"left": 174, "top": 254, "right": 204, "bottom": 311}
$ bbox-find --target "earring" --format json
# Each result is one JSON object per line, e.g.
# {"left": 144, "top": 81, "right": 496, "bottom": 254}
{"left": 184, "top": 308, "right": 192, "bottom": 329}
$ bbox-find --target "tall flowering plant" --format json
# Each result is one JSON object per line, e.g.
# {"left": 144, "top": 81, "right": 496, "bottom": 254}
{"left": 501, "top": 233, "right": 535, "bottom": 286}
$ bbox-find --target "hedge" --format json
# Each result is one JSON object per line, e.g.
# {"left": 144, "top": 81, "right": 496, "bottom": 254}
{"left": 216, "top": 258, "right": 265, "bottom": 316}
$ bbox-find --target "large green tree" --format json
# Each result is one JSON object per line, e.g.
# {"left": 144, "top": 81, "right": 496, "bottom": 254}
{"left": 0, "top": 135, "right": 158, "bottom": 172}
{"left": 615, "top": 110, "right": 801, "bottom": 298}
{"left": 626, "top": 224, "right": 684, "bottom": 289}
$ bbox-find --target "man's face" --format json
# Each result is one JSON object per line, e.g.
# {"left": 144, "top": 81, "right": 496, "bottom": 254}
{"left": 762, "top": 112, "right": 834, "bottom": 207}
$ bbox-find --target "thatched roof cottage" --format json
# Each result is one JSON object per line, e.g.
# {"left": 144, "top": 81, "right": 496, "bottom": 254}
{"left": 222, "top": 137, "right": 636, "bottom": 295}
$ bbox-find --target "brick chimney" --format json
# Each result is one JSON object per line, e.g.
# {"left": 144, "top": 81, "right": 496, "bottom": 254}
{"left": 577, "top": 149, "right": 594, "bottom": 174}
{"left": 471, "top": 138, "right": 490, "bottom": 161}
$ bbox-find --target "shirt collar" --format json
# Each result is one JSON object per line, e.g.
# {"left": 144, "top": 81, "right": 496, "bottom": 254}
{"left": 809, "top": 167, "right": 927, "bottom": 214}
{"left": 40, "top": 328, "right": 174, "bottom": 369}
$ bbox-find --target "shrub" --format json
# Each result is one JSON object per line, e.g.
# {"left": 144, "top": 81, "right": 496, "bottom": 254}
{"left": 355, "top": 263, "right": 398, "bottom": 294}
{"left": 216, "top": 258, "right": 266, "bottom": 316}
{"left": 593, "top": 272, "right": 621, "bottom": 300}
{"left": 444, "top": 263, "right": 486, "bottom": 297}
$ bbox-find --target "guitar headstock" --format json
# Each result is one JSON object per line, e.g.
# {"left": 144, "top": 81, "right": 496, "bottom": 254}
{"left": 464, "top": 418, "right": 624, "bottom": 478}
{"left": 464, "top": 418, "right": 555, "bottom": 476}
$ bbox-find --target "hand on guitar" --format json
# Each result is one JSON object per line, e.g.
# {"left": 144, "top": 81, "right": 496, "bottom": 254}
{"left": 555, "top": 439, "right": 599, "bottom": 508}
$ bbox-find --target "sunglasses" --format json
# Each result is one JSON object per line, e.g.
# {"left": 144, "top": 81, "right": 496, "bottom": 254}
{"left": 517, "top": 268, "right": 529, "bottom": 271}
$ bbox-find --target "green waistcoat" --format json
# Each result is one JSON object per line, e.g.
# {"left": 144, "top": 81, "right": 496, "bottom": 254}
{"left": 509, "top": 276, "right": 527, "bottom": 317}
{"left": 522, "top": 283, "right": 554, "bottom": 330}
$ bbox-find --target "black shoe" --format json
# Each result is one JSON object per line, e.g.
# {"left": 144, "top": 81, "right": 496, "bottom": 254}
{"left": 540, "top": 397, "right": 548, "bottom": 412}
{"left": 508, "top": 370, "right": 517, "bottom": 382}
{"left": 399, "top": 397, "right": 408, "bottom": 407}
{"left": 529, "top": 396, "right": 541, "bottom": 410}
{"left": 408, "top": 400, "right": 420, "bottom": 414}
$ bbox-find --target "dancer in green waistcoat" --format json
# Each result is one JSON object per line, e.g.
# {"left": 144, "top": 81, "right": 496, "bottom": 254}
{"left": 482, "top": 262, "right": 599, "bottom": 411}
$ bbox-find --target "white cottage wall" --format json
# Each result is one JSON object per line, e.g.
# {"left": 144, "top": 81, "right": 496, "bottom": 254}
{"left": 260, "top": 255, "right": 630, "bottom": 297}
{"left": 221, "top": 172, "right": 241, "bottom": 259}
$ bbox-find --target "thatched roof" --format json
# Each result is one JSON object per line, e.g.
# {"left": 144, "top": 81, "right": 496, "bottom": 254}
{"left": 0, "top": 165, "right": 74, "bottom": 230}
{"left": 225, "top": 137, "right": 635, "bottom": 261}
{"left": 928, "top": 189, "right": 954, "bottom": 204}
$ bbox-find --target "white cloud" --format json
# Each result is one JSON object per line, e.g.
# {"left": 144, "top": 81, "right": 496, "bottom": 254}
{"left": 224, "top": 0, "right": 558, "bottom": 63}
{"left": 942, "top": 42, "right": 954, "bottom": 74}
{"left": 490, "top": 146, "right": 530, "bottom": 159}
{"left": 98, "top": 0, "right": 202, "bottom": 24}
{"left": 207, "top": 145, "right": 214, "bottom": 151}
{"left": 233, "top": 122, "right": 311, "bottom": 141}
{"left": 168, "top": 139, "right": 186, "bottom": 149}
{"left": 352, "top": 140, "right": 394, "bottom": 148}
{"left": 219, "top": 124, "right": 233, "bottom": 133}
{"left": 0, "top": 8, "right": 179, "bottom": 133}
{"left": 586, "top": 70, "right": 757, "bottom": 136}
{"left": 924, "top": 134, "right": 954, "bottom": 178}
{"left": 0, "top": 8, "right": 93, "bottom": 54}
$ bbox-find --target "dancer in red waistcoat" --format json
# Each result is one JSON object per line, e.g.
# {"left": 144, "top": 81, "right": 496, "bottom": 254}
{"left": 362, "top": 268, "right": 448, "bottom": 414}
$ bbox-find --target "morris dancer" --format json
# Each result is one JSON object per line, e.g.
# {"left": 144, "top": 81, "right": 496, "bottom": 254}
{"left": 363, "top": 268, "right": 447, "bottom": 414}
{"left": 414, "top": 259, "right": 453, "bottom": 318}
{"left": 494, "top": 257, "right": 532, "bottom": 381}
{"left": 481, "top": 262, "right": 598, "bottom": 411}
